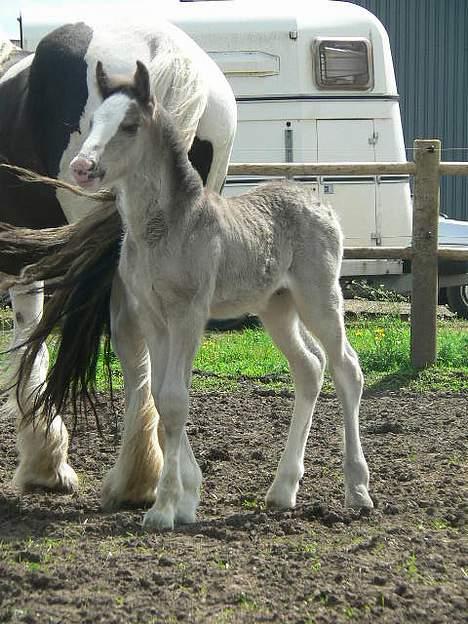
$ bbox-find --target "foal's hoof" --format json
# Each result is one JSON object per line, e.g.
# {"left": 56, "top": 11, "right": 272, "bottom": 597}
{"left": 345, "top": 485, "right": 374, "bottom": 510}
{"left": 142, "top": 507, "right": 175, "bottom": 531}
{"left": 14, "top": 462, "right": 79, "bottom": 494}
{"left": 173, "top": 491, "right": 199, "bottom": 525}
{"left": 265, "top": 483, "right": 297, "bottom": 510}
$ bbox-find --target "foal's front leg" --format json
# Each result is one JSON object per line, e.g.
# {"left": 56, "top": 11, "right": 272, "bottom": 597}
{"left": 143, "top": 312, "right": 205, "bottom": 530}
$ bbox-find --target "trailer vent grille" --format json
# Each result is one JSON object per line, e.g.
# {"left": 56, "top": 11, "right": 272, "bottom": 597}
{"left": 315, "top": 38, "right": 373, "bottom": 90}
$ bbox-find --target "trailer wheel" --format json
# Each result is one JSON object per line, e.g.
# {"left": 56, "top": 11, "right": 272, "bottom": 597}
{"left": 446, "top": 285, "right": 468, "bottom": 319}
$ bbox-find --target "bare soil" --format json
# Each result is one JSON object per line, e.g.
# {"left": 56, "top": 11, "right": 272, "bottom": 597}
{"left": 0, "top": 385, "right": 466, "bottom": 623}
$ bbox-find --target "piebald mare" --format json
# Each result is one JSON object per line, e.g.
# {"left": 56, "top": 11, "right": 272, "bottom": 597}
{"left": 64, "top": 60, "right": 372, "bottom": 529}
{"left": 0, "top": 22, "right": 236, "bottom": 507}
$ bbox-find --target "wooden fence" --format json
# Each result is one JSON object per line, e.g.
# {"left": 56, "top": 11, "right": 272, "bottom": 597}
{"left": 228, "top": 139, "right": 468, "bottom": 369}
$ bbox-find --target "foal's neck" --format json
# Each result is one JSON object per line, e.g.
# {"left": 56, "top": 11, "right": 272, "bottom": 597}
{"left": 118, "top": 108, "right": 203, "bottom": 240}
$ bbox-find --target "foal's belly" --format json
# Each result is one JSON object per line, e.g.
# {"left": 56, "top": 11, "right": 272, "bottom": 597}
{"left": 210, "top": 281, "right": 288, "bottom": 320}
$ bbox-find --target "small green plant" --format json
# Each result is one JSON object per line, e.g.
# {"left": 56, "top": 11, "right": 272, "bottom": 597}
{"left": 299, "top": 541, "right": 322, "bottom": 573}
{"left": 27, "top": 561, "right": 42, "bottom": 572}
{"left": 214, "top": 607, "right": 235, "bottom": 623}
{"left": 215, "top": 559, "right": 230, "bottom": 570}
{"left": 343, "top": 605, "right": 358, "bottom": 619}
{"left": 404, "top": 553, "right": 419, "bottom": 579}
{"left": 302, "top": 541, "right": 319, "bottom": 554}
{"left": 448, "top": 452, "right": 466, "bottom": 467}
{"left": 237, "top": 594, "right": 257, "bottom": 610}
{"left": 241, "top": 497, "right": 263, "bottom": 511}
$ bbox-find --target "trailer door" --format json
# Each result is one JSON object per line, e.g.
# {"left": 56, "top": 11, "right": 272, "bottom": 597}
{"left": 317, "top": 119, "right": 377, "bottom": 248}
{"left": 225, "top": 118, "right": 318, "bottom": 197}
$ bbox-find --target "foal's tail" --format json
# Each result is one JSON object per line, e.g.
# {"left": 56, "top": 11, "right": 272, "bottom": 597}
{"left": 1, "top": 201, "right": 122, "bottom": 429}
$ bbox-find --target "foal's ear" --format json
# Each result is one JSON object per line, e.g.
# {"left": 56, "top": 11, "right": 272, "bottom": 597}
{"left": 134, "top": 60, "right": 151, "bottom": 106}
{"left": 96, "top": 61, "right": 112, "bottom": 99}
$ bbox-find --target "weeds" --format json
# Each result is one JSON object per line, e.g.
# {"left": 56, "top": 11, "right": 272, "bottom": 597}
{"left": 404, "top": 553, "right": 419, "bottom": 579}
{"left": 241, "top": 497, "right": 263, "bottom": 511}
{"left": 431, "top": 519, "right": 450, "bottom": 530}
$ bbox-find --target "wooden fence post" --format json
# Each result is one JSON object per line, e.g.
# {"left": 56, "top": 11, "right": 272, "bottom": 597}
{"left": 411, "top": 139, "right": 441, "bottom": 368}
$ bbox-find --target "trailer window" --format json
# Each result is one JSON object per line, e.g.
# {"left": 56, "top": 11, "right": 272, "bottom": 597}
{"left": 315, "top": 38, "right": 373, "bottom": 90}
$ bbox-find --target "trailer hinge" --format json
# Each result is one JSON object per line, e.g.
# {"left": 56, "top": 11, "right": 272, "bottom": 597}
{"left": 371, "top": 232, "right": 382, "bottom": 246}
{"left": 368, "top": 131, "right": 379, "bottom": 146}
{"left": 285, "top": 123, "right": 294, "bottom": 176}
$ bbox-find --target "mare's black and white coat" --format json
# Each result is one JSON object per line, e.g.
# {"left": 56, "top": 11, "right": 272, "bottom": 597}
{"left": 0, "top": 23, "right": 236, "bottom": 502}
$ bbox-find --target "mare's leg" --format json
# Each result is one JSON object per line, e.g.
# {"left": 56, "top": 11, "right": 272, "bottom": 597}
{"left": 101, "top": 275, "right": 163, "bottom": 510}
{"left": 291, "top": 278, "right": 373, "bottom": 509}
{"left": 143, "top": 310, "right": 205, "bottom": 530}
{"left": 6, "top": 283, "right": 78, "bottom": 492}
{"left": 259, "top": 289, "right": 326, "bottom": 510}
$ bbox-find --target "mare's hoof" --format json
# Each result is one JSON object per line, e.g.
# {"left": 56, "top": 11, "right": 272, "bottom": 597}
{"left": 14, "top": 462, "right": 79, "bottom": 494}
{"left": 101, "top": 475, "right": 157, "bottom": 512}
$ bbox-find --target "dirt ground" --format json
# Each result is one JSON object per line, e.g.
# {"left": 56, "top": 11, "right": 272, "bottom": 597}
{"left": 0, "top": 385, "right": 466, "bottom": 623}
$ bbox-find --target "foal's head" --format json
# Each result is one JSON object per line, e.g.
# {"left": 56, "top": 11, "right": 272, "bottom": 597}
{"left": 70, "top": 61, "right": 154, "bottom": 189}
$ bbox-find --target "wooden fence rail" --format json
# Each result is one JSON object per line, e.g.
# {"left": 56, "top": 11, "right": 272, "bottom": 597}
{"left": 227, "top": 139, "right": 468, "bottom": 369}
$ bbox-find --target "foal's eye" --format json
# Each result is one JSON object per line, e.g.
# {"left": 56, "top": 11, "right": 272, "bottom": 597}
{"left": 120, "top": 123, "right": 140, "bottom": 134}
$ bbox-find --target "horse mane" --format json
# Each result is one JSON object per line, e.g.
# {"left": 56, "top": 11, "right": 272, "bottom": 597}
{"left": 148, "top": 27, "right": 208, "bottom": 148}
{"left": 0, "top": 38, "right": 15, "bottom": 71}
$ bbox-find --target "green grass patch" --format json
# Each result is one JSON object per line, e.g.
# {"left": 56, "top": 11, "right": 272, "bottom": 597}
{"left": 194, "top": 328, "right": 288, "bottom": 378}
{"left": 191, "top": 317, "right": 468, "bottom": 393}
{"left": 1, "top": 308, "right": 467, "bottom": 394}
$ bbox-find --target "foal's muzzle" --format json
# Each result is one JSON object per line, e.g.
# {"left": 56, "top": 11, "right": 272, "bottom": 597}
{"left": 70, "top": 156, "right": 104, "bottom": 187}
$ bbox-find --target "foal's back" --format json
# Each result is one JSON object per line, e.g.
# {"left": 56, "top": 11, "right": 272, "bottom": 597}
{"left": 204, "top": 181, "right": 343, "bottom": 315}
{"left": 215, "top": 181, "right": 342, "bottom": 267}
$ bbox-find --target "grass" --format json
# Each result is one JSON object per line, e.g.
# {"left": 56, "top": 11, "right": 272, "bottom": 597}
{"left": 190, "top": 316, "right": 468, "bottom": 393}
{"left": 1, "top": 307, "right": 467, "bottom": 393}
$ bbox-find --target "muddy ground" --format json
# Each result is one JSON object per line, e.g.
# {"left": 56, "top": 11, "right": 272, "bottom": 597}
{"left": 0, "top": 385, "right": 466, "bottom": 623}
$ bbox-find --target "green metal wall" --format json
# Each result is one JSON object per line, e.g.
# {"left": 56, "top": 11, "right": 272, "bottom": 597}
{"left": 343, "top": 0, "right": 468, "bottom": 221}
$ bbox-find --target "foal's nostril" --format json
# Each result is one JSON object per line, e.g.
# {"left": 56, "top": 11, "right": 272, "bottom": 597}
{"left": 70, "top": 156, "right": 96, "bottom": 180}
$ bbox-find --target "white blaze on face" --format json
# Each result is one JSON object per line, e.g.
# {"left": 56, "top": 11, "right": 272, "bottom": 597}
{"left": 81, "top": 93, "right": 133, "bottom": 161}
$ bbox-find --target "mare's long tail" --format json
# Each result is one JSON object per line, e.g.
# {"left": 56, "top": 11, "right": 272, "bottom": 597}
{"left": 0, "top": 201, "right": 122, "bottom": 429}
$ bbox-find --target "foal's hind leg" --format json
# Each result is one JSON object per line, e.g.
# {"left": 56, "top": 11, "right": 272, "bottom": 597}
{"left": 101, "top": 276, "right": 163, "bottom": 510}
{"left": 292, "top": 280, "right": 373, "bottom": 509}
{"left": 6, "top": 283, "right": 78, "bottom": 493}
{"left": 259, "top": 290, "right": 326, "bottom": 510}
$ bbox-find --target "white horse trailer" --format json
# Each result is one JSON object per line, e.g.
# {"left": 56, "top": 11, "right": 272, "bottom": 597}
{"left": 16, "top": 0, "right": 468, "bottom": 313}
